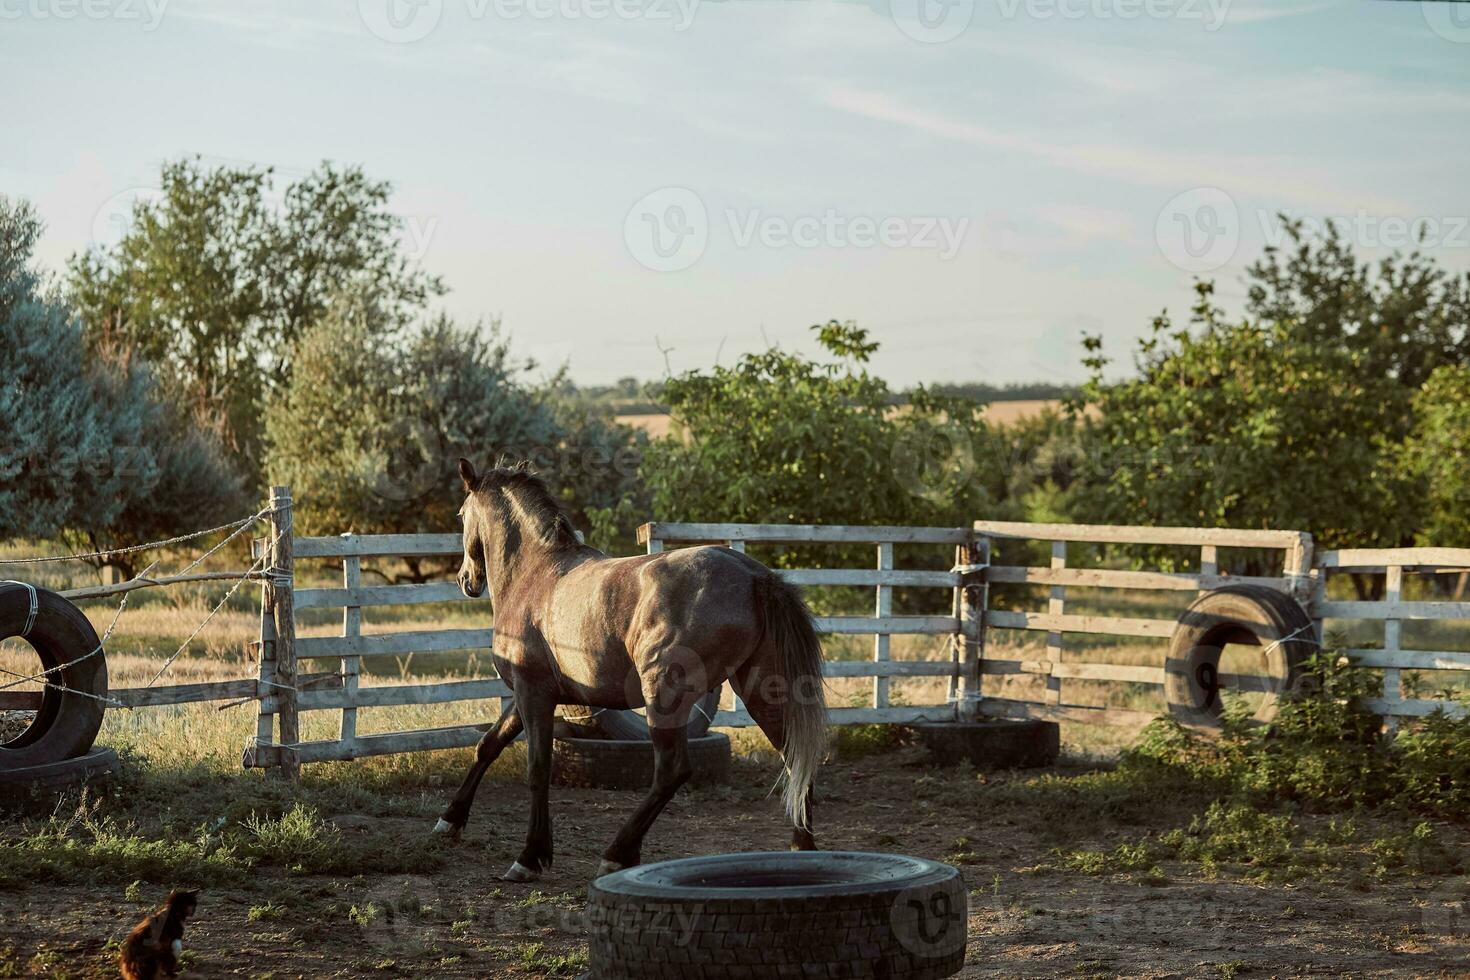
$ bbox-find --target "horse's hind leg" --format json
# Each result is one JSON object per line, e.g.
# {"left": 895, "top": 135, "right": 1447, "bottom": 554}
{"left": 434, "top": 699, "right": 523, "bottom": 838}
{"left": 599, "top": 675, "right": 694, "bottom": 874}
{"left": 734, "top": 665, "right": 818, "bottom": 851}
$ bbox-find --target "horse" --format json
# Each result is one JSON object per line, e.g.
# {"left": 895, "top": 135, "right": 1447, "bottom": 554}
{"left": 432, "top": 458, "right": 828, "bottom": 882}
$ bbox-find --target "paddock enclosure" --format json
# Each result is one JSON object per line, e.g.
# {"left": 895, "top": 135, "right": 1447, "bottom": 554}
{"left": 8, "top": 486, "right": 1464, "bottom": 776}
{"left": 217, "top": 494, "right": 1465, "bottom": 776}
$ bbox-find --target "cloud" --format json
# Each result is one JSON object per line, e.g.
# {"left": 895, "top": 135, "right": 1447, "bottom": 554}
{"left": 818, "top": 84, "right": 1413, "bottom": 215}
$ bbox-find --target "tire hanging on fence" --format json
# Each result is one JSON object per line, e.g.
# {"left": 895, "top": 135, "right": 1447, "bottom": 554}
{"left": 1164, "top": 584, "right": 1317, "bottom": 733}
{"left": 0, "top": 583, "right": 109, "bottom": 769}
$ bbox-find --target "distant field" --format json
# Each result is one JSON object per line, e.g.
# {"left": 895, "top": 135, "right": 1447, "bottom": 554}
{"left": 616, "top": 398, "right": 1076, "bottom": 440}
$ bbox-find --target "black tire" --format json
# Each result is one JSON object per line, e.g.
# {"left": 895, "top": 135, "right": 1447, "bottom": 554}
{"left": 0, "top": 583, "right": 108, "bottom": 769}
{"left": 911, "top": 719, "right": 1059, "bottom": 770}
{"left": 0, "top": 746, "right": 120, "bottom": 797}
{"left": 587, "top": 851, "right": 967, "bottom": 979}
{"left": 552, "top": 733, "right": 731, "bottom": 791}
{"left": 559, "top": 689, "right": 722, "bottom": 742}
{"left": 1165, "top": 584, "right": 1317, "bottom": 733}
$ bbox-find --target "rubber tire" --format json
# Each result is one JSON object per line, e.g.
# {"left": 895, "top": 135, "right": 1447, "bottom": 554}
{"left": 0, "top": 584, "right": 108, "bottom": 769}
{"left": 0, "top": 746, "right": 120, "bottom": 796}
{"left": 587, "top": 851, "right": 967, "bottom": 979}
{"left": 1165, "top": 584, "right": 1317, "bottom": 733}
{"left": 912, "top": 719, "right": 1059, "bottom": 770}
{"left": 559, "top": 689, "right": 722, "bottom": 742}
{"left": 552, "top": 733, "right": 731, "bottom": 791}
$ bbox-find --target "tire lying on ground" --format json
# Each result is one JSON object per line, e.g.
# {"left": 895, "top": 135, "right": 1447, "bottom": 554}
{"left": 588, "top": 851, "right": 967, "bottom": 980}
{"left": 552, "top": 732, "right": 731, "bottom": 791}
{"left": 0, "top": 583, "right": 109, "bottom": 769}
{"left": 557, "top": 689, "right": 722, "bottom": 741}
{"left": 1165, "top": 583, "right": 1317, "bottom": 733}
{"left": 0, "top": 746, "right": 120, "bottom": 800}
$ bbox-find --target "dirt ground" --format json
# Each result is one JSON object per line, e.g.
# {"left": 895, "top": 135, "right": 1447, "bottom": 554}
{"left": 1, "top": 747, "right": 1466, "bottom": 979}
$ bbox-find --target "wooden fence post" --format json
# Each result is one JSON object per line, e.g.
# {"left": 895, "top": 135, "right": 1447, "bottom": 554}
{"left": 269, "top": 486, "right": 300, "bottom": 781}
{"left": 243, "top": 545, "right": 278, "bottom": 770}
{"left": 956, "top": 534, "right": 988, "bottom": 723}
{"left": 339, "top": 539, "right": 362, "bottom": 756}
{"left": 874, "top": 542, "right": 893, "bottom": 710}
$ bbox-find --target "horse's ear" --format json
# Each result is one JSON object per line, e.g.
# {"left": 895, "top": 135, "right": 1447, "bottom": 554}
{"left": 457, "top": 458, "right": 478, "bottom": 491}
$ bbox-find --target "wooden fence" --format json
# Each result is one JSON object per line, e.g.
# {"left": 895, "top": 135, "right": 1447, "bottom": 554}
{"left": 34, "top": 486, "right": 1439, "bottom": 776}
{"left": 637, "top": 522, "right": 984, "bottom": 728}
{"left": 1314, "top": 547, "right": 1470, "bottom": 723}
{"left": 971, "top": 520, "right": 1314, "bottom": 729}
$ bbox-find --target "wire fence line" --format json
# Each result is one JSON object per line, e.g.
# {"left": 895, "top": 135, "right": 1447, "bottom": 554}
{"left": 0, "top": 506, "right": 283, "bottom": 708}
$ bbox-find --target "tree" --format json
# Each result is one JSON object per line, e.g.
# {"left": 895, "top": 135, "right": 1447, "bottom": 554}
{"left": 69, "top": 158, "right": 443, "bottom": 473}
{"left": 1074, "top": 282, "right": 1417, "bottom": 562}
{"left": 1405, "top": 364, "right": 1470, "bottom": 547}
{"left": 263, "top": 300, "right": 646, "bottom": 576}
{"left": 643, "top": 321, "right": 998, "bottom": 567}
{"left": 1246, "top": 216, "right": 1470, "bottom": 394}
{"left": 1, "top": 196, "right": 246, "bottom": 572}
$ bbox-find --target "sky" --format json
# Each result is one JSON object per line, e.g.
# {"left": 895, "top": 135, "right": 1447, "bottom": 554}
{"left": 4, "top": 0, "right": 1469, "bottom": 388}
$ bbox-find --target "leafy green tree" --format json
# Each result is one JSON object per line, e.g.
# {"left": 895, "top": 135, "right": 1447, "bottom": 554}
{"left": 1246, "top": 216, "right": 1470, "bottom": 392}
{"left": 69, "top": 158, "right": 443, "bottom": 472}
{"left": 1074, "top": 282, "right": 1417, "bottom": 558}
{"left": 1405, "top": 364, "right": 1470, "bottom": 547}
{"left": 644, "top": 321, "right": 997, "bottom": 567}
{"left": 1, "top": 196, "right": 246, "bottom": 572}
{"left": 263, "top": 300, "right": 646, "bottom": 576}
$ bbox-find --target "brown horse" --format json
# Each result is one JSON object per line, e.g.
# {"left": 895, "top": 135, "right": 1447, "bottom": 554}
{"left": 433, "top": 459, "right": 828, "bottom": 881}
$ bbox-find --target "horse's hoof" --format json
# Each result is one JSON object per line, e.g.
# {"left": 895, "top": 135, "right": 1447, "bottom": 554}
{"left": 500, "top": 861, "right": 541, "bottom": 883}
{"left": 596, "top": 859, "right": 625, "bottom": 877}
{"left": 432, "top": 819, "right": 461, "bottom": 839}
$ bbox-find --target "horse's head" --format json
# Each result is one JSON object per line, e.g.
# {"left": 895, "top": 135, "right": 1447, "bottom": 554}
{"left": 456, "top": 457, "right": 489, "bottom": 598}
{"left": 455, "top": 456, "right": 580, "bottom": 600}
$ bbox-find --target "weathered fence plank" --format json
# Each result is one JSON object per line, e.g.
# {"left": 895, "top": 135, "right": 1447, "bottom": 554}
{"left": 638, "top": 522, "right": 971, "bottom": 545}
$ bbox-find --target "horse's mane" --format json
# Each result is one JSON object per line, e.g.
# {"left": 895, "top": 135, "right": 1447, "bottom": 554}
{"left": 475, "top": 463, "right": 579, "bottom": 550}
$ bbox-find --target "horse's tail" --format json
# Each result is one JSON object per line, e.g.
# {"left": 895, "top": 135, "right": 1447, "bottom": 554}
{"left": 759, "top": 573, "right": 828, "bottom": 828}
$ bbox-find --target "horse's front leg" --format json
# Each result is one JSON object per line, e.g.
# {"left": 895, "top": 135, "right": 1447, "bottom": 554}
{"left": 434, "top": 698, "right": 523, "bottom": 838}
{"left": 501, "top": 686, "right": 557, "bottom": 882}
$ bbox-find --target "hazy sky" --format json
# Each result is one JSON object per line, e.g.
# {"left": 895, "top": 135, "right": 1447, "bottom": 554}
{"left": 6, "top": 0, "right": 1469, "bottom": 387}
